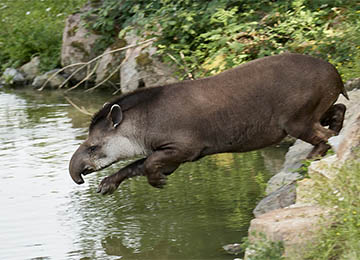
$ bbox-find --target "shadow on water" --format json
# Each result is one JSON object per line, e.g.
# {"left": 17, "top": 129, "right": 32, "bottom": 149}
{"left": 0, "top": 88, "right": 288, "bottom": 260}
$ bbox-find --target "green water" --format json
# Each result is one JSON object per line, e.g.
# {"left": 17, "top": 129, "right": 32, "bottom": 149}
{"left": 0, "top": 88, "right": 287, "bottom": 260}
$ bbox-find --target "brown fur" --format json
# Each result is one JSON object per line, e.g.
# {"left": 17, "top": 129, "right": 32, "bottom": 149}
{"left": 69, "top": 53, "right": 348, "bottom": 193}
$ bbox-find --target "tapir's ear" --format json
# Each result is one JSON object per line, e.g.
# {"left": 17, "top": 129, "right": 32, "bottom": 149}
{"left": 108, "top": 104, "right": 123, "bottom": 128}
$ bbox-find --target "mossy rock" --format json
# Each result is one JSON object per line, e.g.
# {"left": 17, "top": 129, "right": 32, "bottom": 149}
{"left": 136, "top": 52, "right": 152, "bottom": 67}
{"left": 70, "top": 41, "right": 90, "bottom": 58}
{"left": 67, "top": 25, "right": 78, "bottom": 37}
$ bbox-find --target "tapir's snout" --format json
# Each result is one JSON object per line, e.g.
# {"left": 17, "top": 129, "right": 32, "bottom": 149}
{"left": 69, "top": 144, "right": 94, "bottom": 185}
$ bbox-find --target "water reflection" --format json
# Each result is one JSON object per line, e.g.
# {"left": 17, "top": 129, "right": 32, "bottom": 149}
{"left": 69, "top": 152, "right": 282, "bottom": 259}
{"left": 0, "top": 88, "right": 287, "bottom": 260}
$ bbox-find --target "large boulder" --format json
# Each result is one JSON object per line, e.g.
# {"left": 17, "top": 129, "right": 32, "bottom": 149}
{"left": 94, "top": 40, "right": 126, "bottom": 88}
{"left": 120, "top": 32, "right": 178, "bottom": 93}
{"left": 248, "top": 206, "right": 329, "bottom": 259}
{"left": 61, "top": 5, "right": 101, "bottom": 82}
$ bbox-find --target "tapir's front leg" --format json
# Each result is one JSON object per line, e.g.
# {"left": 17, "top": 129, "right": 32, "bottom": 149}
{"left": 97, "top": 158, "right": 146, "bottom": 195}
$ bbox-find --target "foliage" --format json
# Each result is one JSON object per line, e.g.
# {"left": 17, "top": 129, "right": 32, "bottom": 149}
{"left": 1, "top": 0, "right": 359, "bottom": 81}
{"left": 242, "top": 233, "right": 285, "bottom": 260}
{"left": 303, "top": 158, "right": 360, "bottom": 260}
{"left": 84, "top": 0, "right": 360, "bottom": 80}
{"left": 0, "top": 0, "right": 86, "bottom": 72}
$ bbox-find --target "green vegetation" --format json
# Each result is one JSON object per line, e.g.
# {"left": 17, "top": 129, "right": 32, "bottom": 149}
{"left": 242, "top": 233, "right": 285, "bottom": 259}
{"left": 1, "top": 0, "right": 359, "bottom": 81}
{"left": 86, "top": 0, "right": 360, "bottom": 80}
{"left": 0, "top": 0, "right": 86, "bottom": 72}
{"left": 303, "top": 158, "right": 360, "bottom": 259}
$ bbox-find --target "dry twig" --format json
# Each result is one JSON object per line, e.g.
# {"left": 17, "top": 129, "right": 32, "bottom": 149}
{"left": 64, "top": 96, "right": 93, "bottom": 116}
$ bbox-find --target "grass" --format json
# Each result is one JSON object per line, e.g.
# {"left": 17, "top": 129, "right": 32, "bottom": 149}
{"left": 0, "top": 0, "right": 86, "bottom": 72}
{"left": 301, "top": 157, "right": 360, "bottom": 259}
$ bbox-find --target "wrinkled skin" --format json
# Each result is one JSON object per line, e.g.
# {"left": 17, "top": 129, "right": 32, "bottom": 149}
{"left": 69, "top": 53, "right": 348, "bottom": 195}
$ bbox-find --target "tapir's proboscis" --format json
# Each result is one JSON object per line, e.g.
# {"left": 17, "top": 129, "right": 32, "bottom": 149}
{"left": 69, "top": 53, "right": 348, "bottom": 195}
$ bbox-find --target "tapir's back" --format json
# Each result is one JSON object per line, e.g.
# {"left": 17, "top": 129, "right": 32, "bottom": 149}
{"left": 139, "top": 54, "right": 346, "bottom": 153}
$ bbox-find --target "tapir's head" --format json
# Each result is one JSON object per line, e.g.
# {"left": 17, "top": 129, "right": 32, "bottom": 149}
{"left": 69, "top": 103, "right": 142, "bottom": 184}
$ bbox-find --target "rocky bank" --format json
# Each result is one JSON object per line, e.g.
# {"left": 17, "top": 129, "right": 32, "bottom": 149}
{"left": 243, "top": 87, "right": 360, "bottom": 259}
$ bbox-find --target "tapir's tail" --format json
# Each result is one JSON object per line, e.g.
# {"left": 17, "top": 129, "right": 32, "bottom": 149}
{"left": 342, "top": 88, "right": 349, "bottom": 100}
{"left": 337, "top": 72, "right": 349, "bottom": 100}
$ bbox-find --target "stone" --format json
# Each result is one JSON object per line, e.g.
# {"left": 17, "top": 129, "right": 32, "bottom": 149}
{"left": 222, "top": 243, "right": 242, "bottom": 255}
{"left": 32, "top": 70, "right": 66, "bottom": 89}
{"left": 265, "top": 140, "right": 310, "bottom": 195}
{"left": 120, "top": 31, "right": 178, "bottom": 93}
{"left": 249, "top": 206, "right": 329, "bottom": 258}
{"left": 61, "top": 5, "right": 101, "bottom": 82}
{"left": 94, "top": 40, "right": 126, "bottom": 87}
{"left": 19, "top": 56, "right": 41, "bottom": 81}
{"left": 253, "top": 183, "right": 296, "bottom": 217}
{"left": 1, "top": 68, "right": 25, "bottom": 86}
{"left": 345, "top": 77, "right": 360, "bottom": 91}
{"left": 336, "top": 111, "right": 360, "bottom": 162}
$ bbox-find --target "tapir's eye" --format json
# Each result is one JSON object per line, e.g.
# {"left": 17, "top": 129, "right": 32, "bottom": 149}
{"left": 88, "top": 145, "right": 99, "bottom": 153}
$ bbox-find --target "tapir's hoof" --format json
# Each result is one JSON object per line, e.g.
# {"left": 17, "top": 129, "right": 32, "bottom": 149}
{"left": 97, "top": 176, "right": 120, "bottom": 195}
{"left": 148, "top": 174, "right": 167, "bottom": 189}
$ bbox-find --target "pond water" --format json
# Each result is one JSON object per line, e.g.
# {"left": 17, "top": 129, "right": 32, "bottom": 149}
{"left": 0, "top": 88, "right": 287, "bottom": 260}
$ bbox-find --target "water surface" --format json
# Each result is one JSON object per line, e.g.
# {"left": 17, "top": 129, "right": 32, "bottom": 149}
{"left": 0, "top": 88, "right": 286, "bottom": 260}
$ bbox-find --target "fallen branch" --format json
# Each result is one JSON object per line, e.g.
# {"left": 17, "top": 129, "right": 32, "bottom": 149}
{"left": 65, "top": 61, "right": 100, "bottom": 93}
{"left": 64, "top": 96, "right": 93, "bottom": 116}
{"left": 39, "top": 38, "right": 156, "bottom": 91}
{"left": 85, "top": 51, "right": 131, "bottom": 93}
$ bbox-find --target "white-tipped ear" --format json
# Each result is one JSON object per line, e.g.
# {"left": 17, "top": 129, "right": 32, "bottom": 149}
{"left": 109, "top": 104, "right": 123, "bottom": 128}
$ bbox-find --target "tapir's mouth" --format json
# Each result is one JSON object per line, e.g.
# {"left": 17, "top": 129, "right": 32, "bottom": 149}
{"left": 74, "top": 164, "right": 112, "bottom": 185}
{"left": 74, "top": 168, "right": 93, "bottom": 185}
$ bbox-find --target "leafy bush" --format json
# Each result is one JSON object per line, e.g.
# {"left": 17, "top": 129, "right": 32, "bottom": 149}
{"left": 84, "top": 0, "right": 360, "bottom": 80}
{"left": 2, "top": 0, "right": 359, "bottom": 81}
{"left": 0, "top": 0, "right": 86, "bottom": 72}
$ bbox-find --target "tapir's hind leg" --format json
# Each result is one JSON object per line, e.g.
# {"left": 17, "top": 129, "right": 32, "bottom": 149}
{"left": 285, "top": 103, "right": 346, "bottom": 159}
{"left": 320, "top": 103, "right": 346, "bottom": 134}
{"left": 302, "top": 123, "right": 335, "bottom": 159}
{"left": 304, "top": 103, "right": 346, "bottom": 159}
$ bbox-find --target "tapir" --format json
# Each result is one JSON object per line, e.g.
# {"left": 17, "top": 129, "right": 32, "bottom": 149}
{"left": 69, "top": 53, "right": 348, "bottom": 195}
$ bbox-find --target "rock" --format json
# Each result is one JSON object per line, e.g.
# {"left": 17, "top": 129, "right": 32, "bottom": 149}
{"left": 336, "top": 109, "right": 360, "bottom": 162}
{"left": 265, "top": 140, "right": 310, "bottom": 195}
{"left": 222, "top": 243, "right": 242, "bottom": 255}
{"left": 19, "top": 56, "right": 41, "bottom": 81}
{"left": 61, "top": 5, "right": 101, "bottom": 82}
{"left": 95, "top": 40, "right": 126, "bottom": 87}
{"left": 32, "top": 70, "right": 66, "bottom": 89}
{"left": 253, "top": 183, "right": 296, "bottom": 217}
{"left": 120, "top": 31, "right": 178, "bottom": 93}
{"left": 345, "top": 77, "right": 360, "bottom": 91}
{"left": 1, "top": 68, "right": 25, "bottom": 86}
{"left": 249, "top": 206, "right": 329, "bottom": 258}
